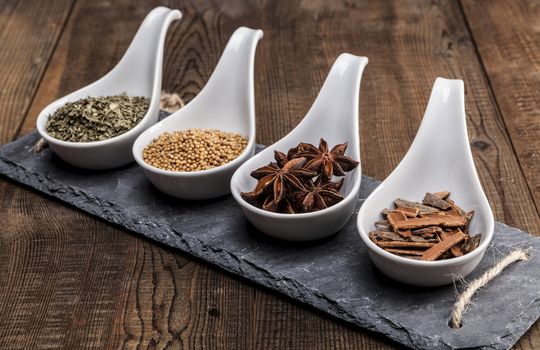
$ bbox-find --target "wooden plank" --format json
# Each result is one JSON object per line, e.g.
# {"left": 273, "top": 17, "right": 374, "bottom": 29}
{"left": 461, "top": 0, "right": 540, "bottom": 222}
{"left": 460, "top": 1, "right": 540, "bottom": 349}
{"left": 3, "top": 1, "right": 539, "bottom": 350}
{"left": 0, "top": 0, "right": 74, "bottom": 144}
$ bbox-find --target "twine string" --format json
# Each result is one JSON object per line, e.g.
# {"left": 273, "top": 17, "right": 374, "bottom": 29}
{"left": 450, "top": 249, "right": 530, "bottom": 329}
{"left": 160, "top": 91, "right": 185, "bottom": 113}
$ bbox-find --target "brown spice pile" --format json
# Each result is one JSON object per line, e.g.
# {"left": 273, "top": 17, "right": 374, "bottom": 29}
{"left": 369, "top": 191, "right": 482, "bottom": 261}
{"left": 142, "top": 129, "right": 247, "bottom": 172}
{"left": 241, "top": 138, "right": 359, "bottom": 214}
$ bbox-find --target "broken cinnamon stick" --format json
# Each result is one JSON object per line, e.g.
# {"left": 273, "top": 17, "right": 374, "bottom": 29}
{"left": 395, "top": 206, "right": 419, "bottom": 218}
{"left": 421, "top": 230, "right": 466, "bottom": 261}
{"left": 441, "top": 230, "right": 464, "bottom": 257}
{"left": 461, "top": 234, "right": 482, "bottom": 254}
{"left": 370, "top": 191, "right": 482, "bottom": 261}
{"left": 433, "top": 191, "right": 450, "bottom": 199}
{"left": 395, "top": 198, "right": 439, "bottom": 215}
{"left": 370, "top": 230, "right": 439, "bottom": 243}
{"left": 422, "top": 192, "right": 452, "bottom": 210}
{"left": 411, "top": 226, "right": 443, "bottom": 237}
{"left": 385, "top": 248, "right": 425, "bottom": 257}
{"left": 395, "top": 214, "right": 467, "bottom": 230}
{"left": 386, "top": 211, "right": 408, "bottom": 231}
{"left": 376, "top": 241, "right": 436, "bottom": 249}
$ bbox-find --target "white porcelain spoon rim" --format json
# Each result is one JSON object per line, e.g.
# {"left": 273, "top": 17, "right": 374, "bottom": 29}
{"left": 357, "top": 77, "right": 494, "bottom": 268}
{"left": 231, "top": 53, "right": 367, "bottom": 219}
{"left": 133, "top": 27, "right": 263, "bottom": 179}
{"left": 37, "top": 7, "right": 182, "bottom": 149}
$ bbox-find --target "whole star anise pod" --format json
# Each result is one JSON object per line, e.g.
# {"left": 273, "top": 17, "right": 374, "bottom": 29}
{"left": 290, "top": 138, "right": 359, "bottom": 179}
{"left": 294, "top": 176, "right": 345, "bottom": 212}
{"left": 240, "top": 156, "right": 317, "bottom": 211}
{"left": 260, "top": 195, "right": 298, "bottom": 214}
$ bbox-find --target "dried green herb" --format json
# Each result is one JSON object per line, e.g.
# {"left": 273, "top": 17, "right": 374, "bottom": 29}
{"left": 45, "top": 93, "right": 150, "bottom": 142}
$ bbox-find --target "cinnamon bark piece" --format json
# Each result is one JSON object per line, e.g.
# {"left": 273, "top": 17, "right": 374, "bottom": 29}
{"left": 394, "top": 198, "right": 439, "bottom": 215}
{"left": 441, "top": 230, "right": 464, "bottom": 257}
{"left": 375, "top": 220, "right": 390, "bottom": 230}
{"left": 381, "top": 208, "right": 393, "bottom": 216}
{"left": 422, "top": 192, "right": 452, "bottom": 210}
{"left": 395, "top": 206, "right": 419, "bottom": 218}
{"left": 411, "top": 226, "right": 443, "bottom": 237}
{"left": 376, "top": 241, "right": 435, "bottom": 249}
{"left": 386, "top": 211, "right": 408, "bottom": 231}
{"left": 463, "top": 211, "right": 474, "bottom": 233}
{"left": 370, "top": 231, "right": 404, "bottom": 242}
{"left": 461, "top": 234, "right": 482, "bottom": 253}
{"left": 395, "top": 214, "right": 467, "bottom": 230}
{"left": 385, "top": 248, "right": 424, "bottom": 257}
{"left": 398, "top": 229, "right": 413, "bottom": 238}
{"left": 446, "top": 207, "right": 465, "bottom": 217}
{"left": 446, "top": 199, "right": 466, "bottom": 216}
{"left": 421, "top": 230, "right": 467, "bottom": 261}
{"left": 370, "top": 230, "right": 439, "bottom": 243}
{"left": 433, "top": 191, "right": 450, "bottom": 199}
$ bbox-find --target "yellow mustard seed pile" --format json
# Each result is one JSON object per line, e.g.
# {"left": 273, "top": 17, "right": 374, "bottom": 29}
{"left": 142, "top": 129, "right": 248, "bottom": 172}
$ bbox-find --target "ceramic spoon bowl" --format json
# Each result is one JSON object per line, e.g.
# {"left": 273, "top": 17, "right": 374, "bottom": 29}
{"left": 231, "top": 54, "right": 368, "bottom": 241}
{"left": 133, "top": 27, "right": 263, "bottom": 200}
{"left": 36, "top": 7, "right": 182, "bottom": 169}
{"left": 357, "top": 78, "right": 494, "bottom": 287}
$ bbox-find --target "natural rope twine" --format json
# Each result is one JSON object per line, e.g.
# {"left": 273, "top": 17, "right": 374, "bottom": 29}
{"left": 450, "top": 249, "right": 530, "bottom": 329}
{"left": 32, "top": 92, "right": 185, "bottom": 153}
{"left": 160, "top": 91, "right": 185, "bottom": 113}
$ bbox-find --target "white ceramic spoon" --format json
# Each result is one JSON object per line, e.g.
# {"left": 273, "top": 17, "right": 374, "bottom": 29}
{"left": 357, "top": 78, "right": 494, "bottom": 287}
{"left": 133, "top": 27, "right": 263, "bottom": 200}
{"left": 230, "top": 53, "right": 368, "bottom": 241}
{"left": 36, "top": 7, "right": 181, "bottom": 169}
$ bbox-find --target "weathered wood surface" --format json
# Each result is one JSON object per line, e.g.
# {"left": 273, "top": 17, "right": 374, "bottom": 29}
{"left": 1, "top": 0, "right": 539, "bottom": 349}
{"left": 461, "top": 0, "right": 540, "bottom": 229}
{"left": 0, "top": 0, "right": 74, "bottom": 143}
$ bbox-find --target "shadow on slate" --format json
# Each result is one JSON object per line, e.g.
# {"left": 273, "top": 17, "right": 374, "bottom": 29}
{"left": 1, "top": 116, "right": 540, "bottom": 349}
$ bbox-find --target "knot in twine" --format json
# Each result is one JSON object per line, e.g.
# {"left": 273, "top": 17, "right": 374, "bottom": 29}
{"left": 160, "top": 92, "right": 185, "bottom": 113}
{"left": 450, "top": 249, "right": 530, "bottom": 329}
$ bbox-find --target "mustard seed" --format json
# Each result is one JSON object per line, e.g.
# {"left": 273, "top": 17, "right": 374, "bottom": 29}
{"left": 142, "top": 129, "right": 248, "bottom": 172}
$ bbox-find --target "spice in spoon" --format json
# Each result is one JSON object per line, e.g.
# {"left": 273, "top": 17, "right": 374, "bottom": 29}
{"left": 369, "top": 192, "right": 482, "bottom": 261}
{"left": 45, "top": 93, "right": 150, "bottom": 142}
{"left": 142, "top": 129, "right": 248, "bottom": 172}
{"left": 241, "top": 138, "right": 359, "bottom": 214}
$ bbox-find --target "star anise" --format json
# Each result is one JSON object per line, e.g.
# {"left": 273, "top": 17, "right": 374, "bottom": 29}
{"left": 274, "top": 150, "right": 289, "bottom": 167}
{"left": 261, "top": 195, "right": 298, "bottom": 214}
{"left": 294, "top": 176, "right": 345, "bottom": 212}
{"left": 290, "top": 138, "right": 359, "bottom": 179}
{"left": 240, "top": 156, "right": 317, "bottom": 211}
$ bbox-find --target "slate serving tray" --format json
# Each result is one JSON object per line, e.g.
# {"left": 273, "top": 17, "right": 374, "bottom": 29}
{"left": 1, "top": 126, "right": 540, "bottom": 349}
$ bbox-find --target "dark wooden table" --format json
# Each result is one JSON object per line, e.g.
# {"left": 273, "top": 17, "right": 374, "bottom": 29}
{"left": 1, "top": 1, "right": 538, "bottom": 349}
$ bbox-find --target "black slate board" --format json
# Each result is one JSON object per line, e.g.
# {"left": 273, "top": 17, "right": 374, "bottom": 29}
{"left": 1, "top": 129, "right": 540, "bottom": 350}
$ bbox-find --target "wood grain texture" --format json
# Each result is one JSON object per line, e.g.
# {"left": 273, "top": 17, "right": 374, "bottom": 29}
{"left": 0, "top": 0, "right": 74, "bottom": 144}
{"left": 2, "top": 0, "right": 539, "bottom": 349}
{"left": 460, "top": 1, "right": 540, "bottom": 348}
{"left": 461, "top": 0, "right": 540, "bottom": 228}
